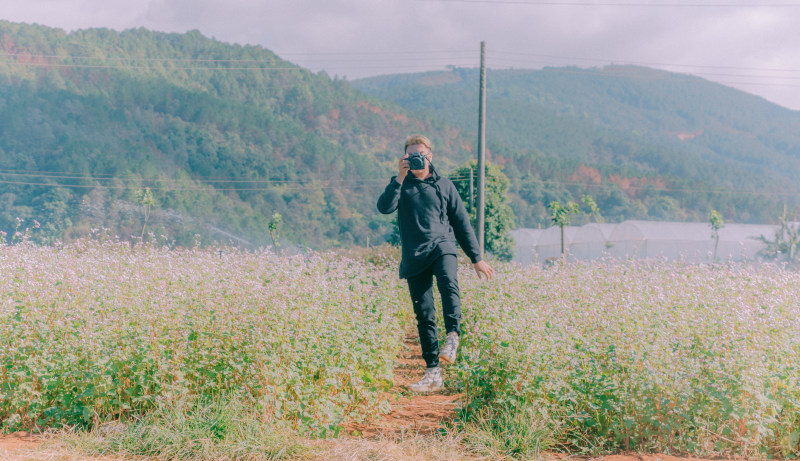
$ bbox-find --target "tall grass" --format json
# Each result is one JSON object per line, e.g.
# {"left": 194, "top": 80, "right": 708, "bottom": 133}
{"left": 70, "top": 392, "right": 306, "bottom": 460}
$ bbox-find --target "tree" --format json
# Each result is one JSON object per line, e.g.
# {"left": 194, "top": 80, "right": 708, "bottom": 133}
{"left": 759, "top": 210, "right": 799, "bottom": 268}
{"left": 135, "top": 188, "right": 156, "bottom": 240}
{"left": 549, "top": 200, "right": 580, "bottom": 257}
{"left": 709, "top": 209, "right": 724, "bottom": 263}
{"left": 388, "top": 214, "right": 401, "bottom": 247}
{"left": 268, "top": 212, "right": 283, "bottom": 248}
{"left": 451, "top": 161, "right": 515, "bottom": 261}
{"left": 582, "top": 194, "right": 604, "bottom": 223}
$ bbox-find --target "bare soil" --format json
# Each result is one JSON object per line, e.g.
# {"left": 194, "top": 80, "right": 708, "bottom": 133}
{"left": 345, "top": 332, "right": 463, "bottom": 437}
{"left": 0, "top": 433, "right": 37, "bottom": 452}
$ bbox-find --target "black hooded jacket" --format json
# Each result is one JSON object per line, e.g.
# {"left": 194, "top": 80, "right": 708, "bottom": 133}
{"left": 377, "top": 164, "right": 482, "bottom": 279}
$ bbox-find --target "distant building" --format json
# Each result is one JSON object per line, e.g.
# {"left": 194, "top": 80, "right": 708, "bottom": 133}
{"left": 511, "top": 220, "right": 779, "bottom": 265}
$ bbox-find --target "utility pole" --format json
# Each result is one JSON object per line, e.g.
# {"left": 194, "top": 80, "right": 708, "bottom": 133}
{"left": 476, "top": 41, "right": 487, "bottom": 255}
{"left": 468, "top": 167, "right": 474, "bottom": 213}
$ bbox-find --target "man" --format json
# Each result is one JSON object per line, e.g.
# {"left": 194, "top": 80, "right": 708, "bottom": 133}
{"left": 377, "top": 134, "right": 494, "bottom": 393}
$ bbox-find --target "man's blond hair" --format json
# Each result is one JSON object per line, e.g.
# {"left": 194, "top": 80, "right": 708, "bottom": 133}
{"left": 404, "top": 134, "right": 432, "bottom": 152}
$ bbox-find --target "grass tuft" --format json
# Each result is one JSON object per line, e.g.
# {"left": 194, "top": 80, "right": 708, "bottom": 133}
{"left": 68, "top": 393, "right": 305, "bottom": 460}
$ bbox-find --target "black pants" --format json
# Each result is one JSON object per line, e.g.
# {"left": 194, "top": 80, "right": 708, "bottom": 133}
{"left": 407, "top": 254, "right": 462, "bottom": 369}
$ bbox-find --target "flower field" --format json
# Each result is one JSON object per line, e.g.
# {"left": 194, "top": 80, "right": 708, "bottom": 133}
{"left": 3, "top": 239, "right": 800, "bottom": 459}
{"left": 1, "top": 239, "right": 407, "bottom": 438}
{"left": 455, "top": 259, "right": 800, "bottom": 458}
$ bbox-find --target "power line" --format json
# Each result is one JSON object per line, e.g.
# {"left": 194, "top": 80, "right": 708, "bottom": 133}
{"left": 7, "top": 49, "right": 800, "bottom": 82}
{"left": 0, "top": 166, "right": 476, "bottom": 183}
{"left": 0, "top": 49, "right": 476, "bottom": 62}
{"left": 7, "top": 51, "right": 800, "bottom": 91}
{"left": 1, "top": 171, "right": 796, "bottom": 198}
{"left": 0, "top": 168, "right": 388, "bottom": 184}
{"left": 0, "top": 177, "right": 387, "bottom": 191}
{"left": 484, "top": 61, "right": 800, "bottom": 89}
{"left": 492, "top": 50, "right": 800, "bottom": 73}
{"left": 0, "top": 58, "right": 478, "bottom": 72}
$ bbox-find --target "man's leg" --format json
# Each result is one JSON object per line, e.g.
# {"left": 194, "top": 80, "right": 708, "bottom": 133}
{"left": 434, "top": 254, "right": 461, "bottom": 364}
{"left": 433, "top": 254, "right": 461, "bottom": 336}
{"left": 407, "top": 264, "right": 439, "bottom": 369}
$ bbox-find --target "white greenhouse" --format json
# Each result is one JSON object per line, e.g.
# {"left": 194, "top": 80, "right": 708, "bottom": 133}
{"left": 511, "top": 220, "right": 778, "bottom": 265}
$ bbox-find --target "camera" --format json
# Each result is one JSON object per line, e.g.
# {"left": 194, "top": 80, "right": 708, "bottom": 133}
{"left": 407, "top": 152, "right": 427, "bottom": 170}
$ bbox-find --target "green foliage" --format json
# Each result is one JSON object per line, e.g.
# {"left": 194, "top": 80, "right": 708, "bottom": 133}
{"left": 549, "top": 200, "right": 580, "bottom": 256}
{"left": 709, "top": 209, "right": 724, "bottom": 262}
{"left": 459, "top": 401, "right": 555, "bottom": 458}
{"left": 759, "top": 211, "right": 800, "bottom": 267}
{"left": 582, "top": 195, "right": 603, "bottom": 223}
{"left": 74, "top": 393, "right": 306, "bottom": 460}
{"left": 450, "top": 161, "right": 515, "bottom": 261}
{"left": 136, "top": 188, "right": 156, "bottom": 240}
{"left": 709, "top": 209, "right": 725, "bottom": 234}
{"left": 268, "top": 212, "right": 282, "bottom": 248}
{"left": 549, "top": 201, "right": 580, "bottom": 227}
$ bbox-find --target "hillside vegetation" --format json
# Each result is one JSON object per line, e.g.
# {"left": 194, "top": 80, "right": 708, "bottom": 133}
{"left": 2, "top": 21, "right": 799, "bottom": 249}
{"left": 0, "top": 21, "right": 470, "bottom": 248}
{"left": 354, "top": 67, "right": 800, "bottom": 227}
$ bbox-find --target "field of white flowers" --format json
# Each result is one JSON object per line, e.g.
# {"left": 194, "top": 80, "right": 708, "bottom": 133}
{"left": 0, "top": 239, "right": 407, "bottom": 439}
{"left": 455, "top": 259, "right": 800, "bottom": 458}
{"left": 3, "top": 238, "right": 800, "bottom": 459}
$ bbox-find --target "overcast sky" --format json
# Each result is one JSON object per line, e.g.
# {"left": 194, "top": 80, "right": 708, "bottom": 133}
{"left": 3, "top": 0, "right": 800, "bottom": 110}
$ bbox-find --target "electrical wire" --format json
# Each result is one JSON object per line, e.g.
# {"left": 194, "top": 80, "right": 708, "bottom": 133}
{"left": 415, "top": 0, "right": 800, "bottom": 6}
{"left": 3, "top": 47, "right": 800, "bottom": 98}
{"left": 1, "top": 169, "right": 796, "bottom": 198}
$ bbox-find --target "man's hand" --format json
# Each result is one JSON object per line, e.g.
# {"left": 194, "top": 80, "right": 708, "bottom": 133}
{"left": 396, "top": 154, "right": 410, "bottom": 184}
{"left": 473, "top": 260, "right": 494, "bottom": 280}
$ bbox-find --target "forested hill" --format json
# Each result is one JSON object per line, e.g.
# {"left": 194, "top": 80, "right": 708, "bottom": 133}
{"left": 0, "top": 21, "right": 471, "bottom": 248}
{"left": 354, "top": 67, "right": 800, "bottom": 227}
{"left": 3, "top": 21, "right": 799, "bottom": 249}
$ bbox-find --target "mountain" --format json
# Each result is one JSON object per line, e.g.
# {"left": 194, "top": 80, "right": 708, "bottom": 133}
{"left": 353, "top": 66, "right": 800, "bottom": 227}
{"left": 0, "top": 21, "right": 470, "bottom": 248}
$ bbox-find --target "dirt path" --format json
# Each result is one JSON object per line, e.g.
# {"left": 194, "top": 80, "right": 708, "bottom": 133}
{"left": 0, "top": 433, "right": 38, "bottom": 452}
{"left": 346, "top": 332, "right": 463, "bottom": 437}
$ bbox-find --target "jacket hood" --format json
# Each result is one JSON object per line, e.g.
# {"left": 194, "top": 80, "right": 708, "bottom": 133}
{"left": 406, "top": 162, "right": 441, "bottom": 184}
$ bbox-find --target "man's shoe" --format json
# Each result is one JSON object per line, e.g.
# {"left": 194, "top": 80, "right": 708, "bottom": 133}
{"left": 439, "top": 331, "right": 459, "bottom": 364}
{"left": 408, "top": 366, "right": 444, "bottom": 393}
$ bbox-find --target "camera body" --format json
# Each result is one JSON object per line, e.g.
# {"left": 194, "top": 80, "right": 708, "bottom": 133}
{"left": 407, "top": 152, "right": 427, "bottom": 170}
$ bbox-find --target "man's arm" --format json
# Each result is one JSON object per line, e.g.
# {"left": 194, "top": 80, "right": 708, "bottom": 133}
{"left": 377, "top": 155, "right": 411, "bottom": 214}
{"left": 445, "top": 180, "right": 495, "bottom": 280}
{"left": 445, "top": 180, "right": 482, "bottom": 263}
{"left": 377, "top": 177, "right": 402, "bottom": 214}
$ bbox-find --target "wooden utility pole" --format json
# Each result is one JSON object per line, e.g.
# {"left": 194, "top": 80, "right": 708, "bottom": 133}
{"left": 476, "top": 41, "right": 486, "bottom": 255}
{"left": 468, "top": 167, "right": 474, "bottom": 213}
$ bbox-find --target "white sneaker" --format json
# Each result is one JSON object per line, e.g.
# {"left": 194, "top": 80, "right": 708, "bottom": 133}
{"left": 439, "top": 332, "right": 459, "bottom": 364}
{"left": 408, "top": 366, "right": 444, "bottom": 393}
